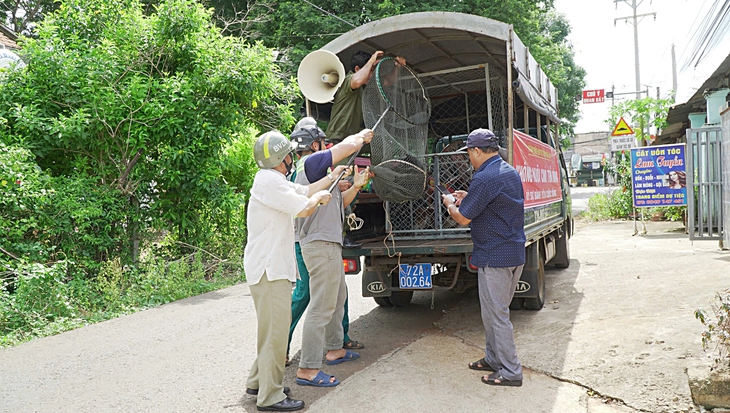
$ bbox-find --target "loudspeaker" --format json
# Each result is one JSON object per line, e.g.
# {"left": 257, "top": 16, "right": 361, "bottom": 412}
{"left": 297, "top": 50, "right": 346, "bottom": 104}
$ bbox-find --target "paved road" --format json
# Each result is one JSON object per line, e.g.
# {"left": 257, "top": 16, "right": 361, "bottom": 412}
{"left": 570, "top": 185, "right": 613, "bottom": 215}
{"left": 2, "top": 219, "right": 728, "bottom": 412}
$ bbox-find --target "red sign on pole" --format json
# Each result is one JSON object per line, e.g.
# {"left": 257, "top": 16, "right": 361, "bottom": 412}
{"left": 582, "top": 89, "right": 605, "bottom": 104}
{"left": 513, "top": 130, "right": 563, "bottom": 208}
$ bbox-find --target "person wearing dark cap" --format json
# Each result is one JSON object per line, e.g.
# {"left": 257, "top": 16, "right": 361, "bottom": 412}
{"left": 285, "top": 118, "right": 366, "bottom": 368}
{"left": 441, "top": 128, "right": 526, "bottom": 387}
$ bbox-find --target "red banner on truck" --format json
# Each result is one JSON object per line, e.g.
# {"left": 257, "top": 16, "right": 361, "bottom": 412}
{"left": 513, "top": 130, "right": 563, "bottom": 208}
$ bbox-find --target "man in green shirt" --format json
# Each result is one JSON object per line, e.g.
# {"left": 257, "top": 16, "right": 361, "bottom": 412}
{"left": 326, "top": 50, "right": 406, "bottom": 143}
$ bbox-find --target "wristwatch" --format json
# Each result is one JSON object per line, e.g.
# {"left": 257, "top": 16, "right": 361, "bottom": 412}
{"left": 327, "top": 173, "right": 335, "bottom": 182}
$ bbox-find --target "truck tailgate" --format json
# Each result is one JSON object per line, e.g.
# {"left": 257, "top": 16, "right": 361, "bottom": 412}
{"left": 341, "top": 237, "right": 474, "bottom": 257}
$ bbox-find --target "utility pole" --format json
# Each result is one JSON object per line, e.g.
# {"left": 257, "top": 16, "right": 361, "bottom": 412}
{"left": 614, "top": 0, "right": 657, "bottom": 100}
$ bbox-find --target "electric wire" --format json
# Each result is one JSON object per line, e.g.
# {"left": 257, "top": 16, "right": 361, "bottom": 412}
{"left": 301, "top": 0, "right": 356, "bottom": 28}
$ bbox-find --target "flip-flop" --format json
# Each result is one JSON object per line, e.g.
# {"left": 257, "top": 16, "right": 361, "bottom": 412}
{"left": 468, "top": 357, "right": 496, "bottom": 372}
{"left": 343, "top": 340, "right": 365, "bottom": 350}
{"left": 481, "top": 372, "right": 522, "bottom": 387}
{"left": 295, "top": 370, "right": 340, "bottom": 387}
{"left": 324, "top": 349, "right": 360, "bottom": 365}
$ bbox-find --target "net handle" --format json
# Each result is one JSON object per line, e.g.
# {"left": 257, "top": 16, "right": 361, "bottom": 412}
{"left": 327, "top": 103, "right": 391, "bottom": 193}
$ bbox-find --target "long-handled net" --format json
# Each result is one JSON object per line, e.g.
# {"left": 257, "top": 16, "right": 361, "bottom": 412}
{"left": 361, "top": 57, "right": 431, "bottom": 203}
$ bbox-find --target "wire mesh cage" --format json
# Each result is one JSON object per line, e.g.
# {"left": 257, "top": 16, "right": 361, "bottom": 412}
{"left": 383, "top": 63, "right": 509, "bottom": 238}
{"left": 387, "top": 151, "right": 473, "bottom": 238}
{"left": 424, "top": 64, "right": 508, "bottom": 140}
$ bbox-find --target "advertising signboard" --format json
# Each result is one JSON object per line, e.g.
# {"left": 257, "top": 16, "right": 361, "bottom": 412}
{"left": 513, "top": 130, "right": 562, "bottom": 208}
{"left": 630, "top": 144, "right": 687, "bottom": 207}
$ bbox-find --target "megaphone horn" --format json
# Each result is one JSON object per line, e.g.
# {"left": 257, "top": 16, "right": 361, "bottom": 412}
{"left": 297, "top": 50, "right": 346, "bottom": 104}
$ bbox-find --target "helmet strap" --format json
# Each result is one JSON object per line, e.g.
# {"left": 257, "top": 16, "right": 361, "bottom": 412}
{"left": 283, "top": 155, "right": 294, "bottom": 177}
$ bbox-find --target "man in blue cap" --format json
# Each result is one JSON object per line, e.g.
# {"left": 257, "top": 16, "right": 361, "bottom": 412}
{"left": 441, "top": 128, "right": 526, "bottom": 387}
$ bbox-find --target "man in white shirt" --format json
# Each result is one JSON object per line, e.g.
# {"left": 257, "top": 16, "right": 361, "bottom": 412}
{"left": 244, "top": 131, "right": 347, "bottom": 412}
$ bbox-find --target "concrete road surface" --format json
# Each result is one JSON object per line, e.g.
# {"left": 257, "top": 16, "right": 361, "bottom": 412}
{"left": 1, "top": 219, "right": 728, "bottom": 413}
{"left": 570, "top": 185, "right": 613, "bottom": 215}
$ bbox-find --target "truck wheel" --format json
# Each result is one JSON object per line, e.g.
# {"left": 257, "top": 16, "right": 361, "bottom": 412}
{"left": 553, "top": 223, "right": 571, "bottom": 269}
{"left": 509, "top": 297, "right": 525, "bottom": 310}
{"left": 373, "top": 296, "right": 393, "bottom": 307}
{"left": 524, "top": 254, "right": 545, "bottom": 310}
{"left": 388, "top": 291, "right": 414, "bottom": 307}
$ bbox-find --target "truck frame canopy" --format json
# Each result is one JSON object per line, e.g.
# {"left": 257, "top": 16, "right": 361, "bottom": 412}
{"left": 322, "top": 12, "right": 560, "bottom": 126}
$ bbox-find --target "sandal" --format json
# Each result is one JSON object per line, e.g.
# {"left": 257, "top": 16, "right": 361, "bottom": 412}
{"left": 295, "top": 370, "right": 340, "bottom": 387}
{"left": 468, "top": 357, "right": 496, "bottom": 372}
{"left": 324, "top": 349, "right": 360, "bottom": 365}
{"left": 481, "top": 371, "right": 522, "bottom": 387}
{"left": 343, "top": 340, "right": 365, "bottom": 350}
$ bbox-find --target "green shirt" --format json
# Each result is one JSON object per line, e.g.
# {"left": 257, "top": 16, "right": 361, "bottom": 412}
{"left": 327, "top": 72, "right": 363, "bottom": 143}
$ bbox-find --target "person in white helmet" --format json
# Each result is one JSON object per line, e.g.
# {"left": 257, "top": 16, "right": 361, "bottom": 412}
{"left": 243, "top": 131, "right": 348, "bottom": 412}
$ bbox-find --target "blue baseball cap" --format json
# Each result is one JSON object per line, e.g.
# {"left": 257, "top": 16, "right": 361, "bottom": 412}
{"left": 465, "top": 128, "right": 500, "bottom": 149}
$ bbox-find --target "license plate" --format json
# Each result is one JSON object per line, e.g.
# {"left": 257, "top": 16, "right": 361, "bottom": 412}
{"left": 398, "top": 263, "right": 432, "bottom": 290}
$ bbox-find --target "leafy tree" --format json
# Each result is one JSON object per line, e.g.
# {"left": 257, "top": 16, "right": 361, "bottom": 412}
{"left": 0, "top": 0, "right": 298, "bottom": 263}
{"left": 605, "top": 95, "right": 674, "bottom": 145}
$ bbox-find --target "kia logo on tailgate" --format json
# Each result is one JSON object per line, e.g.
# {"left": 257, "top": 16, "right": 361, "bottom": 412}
{"left": 367, "top": 281, "right": 385, "bottom": 293}
{"left": 515, "top": 281, "right": 530, "bottom": 293}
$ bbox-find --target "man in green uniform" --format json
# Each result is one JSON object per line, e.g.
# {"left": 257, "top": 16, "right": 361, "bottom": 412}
{"left": 326, "top": 50, "right": 406, "bottom": 143}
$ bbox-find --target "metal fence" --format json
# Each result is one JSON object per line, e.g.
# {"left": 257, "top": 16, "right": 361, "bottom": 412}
{"left": 722, "top": 112, "right": 730, "bottom": 248}
{"left": 687, "top": 127, "right": 724, "bottom": 240}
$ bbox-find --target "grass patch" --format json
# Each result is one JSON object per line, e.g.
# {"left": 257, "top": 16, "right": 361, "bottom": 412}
{"left": 0, "top": 253, "right": 244, "bottom": 347}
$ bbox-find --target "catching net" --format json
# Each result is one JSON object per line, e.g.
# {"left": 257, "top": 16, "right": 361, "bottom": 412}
{"left": 362, "top": 57, "right": 431, "bottom": 203}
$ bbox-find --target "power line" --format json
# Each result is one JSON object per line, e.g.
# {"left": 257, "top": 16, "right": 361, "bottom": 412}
{"left": 681, "top": 0, "right": 730, "bottom": 70}
{"left": 301, "top": 0, "right": 356, "bottom": 28}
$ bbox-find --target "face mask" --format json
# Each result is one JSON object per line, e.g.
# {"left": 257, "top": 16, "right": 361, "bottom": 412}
{"left": 283, "top": 155, "right": 294, "bottom": 177}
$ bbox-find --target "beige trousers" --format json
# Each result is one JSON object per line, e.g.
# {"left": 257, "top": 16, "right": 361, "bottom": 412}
{"left": 246, "top": 273, "right": 291, "bottom": 407}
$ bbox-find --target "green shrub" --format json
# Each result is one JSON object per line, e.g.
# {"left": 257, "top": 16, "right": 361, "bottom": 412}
{"left": 649, "top": 206, "right": 686, "bottom": 222}
{"left": 585, "top": 188, "right": 633, "bottom": 220}
{"left": 0, "top": 142, "right": 133, "bottom": 275}
{"left": 1, "top": 253, "right": 244, "bottom": 347}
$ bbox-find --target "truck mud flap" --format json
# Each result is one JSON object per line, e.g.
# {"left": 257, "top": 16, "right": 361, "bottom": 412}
{"left": 362, "top": 270, "right": 392, "bottom": 297}
{"left": 513, "top": 243, "right": 543, "bottom": 300}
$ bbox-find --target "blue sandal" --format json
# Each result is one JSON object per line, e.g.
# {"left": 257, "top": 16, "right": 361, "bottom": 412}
{"left": 324, "top": 349, "right": 360, "bottom": 365}
{"left": 295, "top": 370, "right": 340, "bottom": 387}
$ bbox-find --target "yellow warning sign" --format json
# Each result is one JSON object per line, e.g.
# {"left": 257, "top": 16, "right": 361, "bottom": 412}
{"left": 611, "top": 117, "right": 634, "bottom": 136}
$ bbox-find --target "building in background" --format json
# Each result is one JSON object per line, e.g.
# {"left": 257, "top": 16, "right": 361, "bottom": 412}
{"left": 566, "top": 132, "right": 610, "bottom": 186}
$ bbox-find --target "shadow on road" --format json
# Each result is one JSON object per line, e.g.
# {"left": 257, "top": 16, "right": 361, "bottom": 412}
{"left": 431, "top": 258, "right": 584, "bottom": 410}
{"left": 238, "top": 287, "right": 467, "bottom": 412}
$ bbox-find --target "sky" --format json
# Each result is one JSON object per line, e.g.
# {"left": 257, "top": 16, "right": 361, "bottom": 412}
{"left": 553, "top": 0, "right": 725, "bottom": 133}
